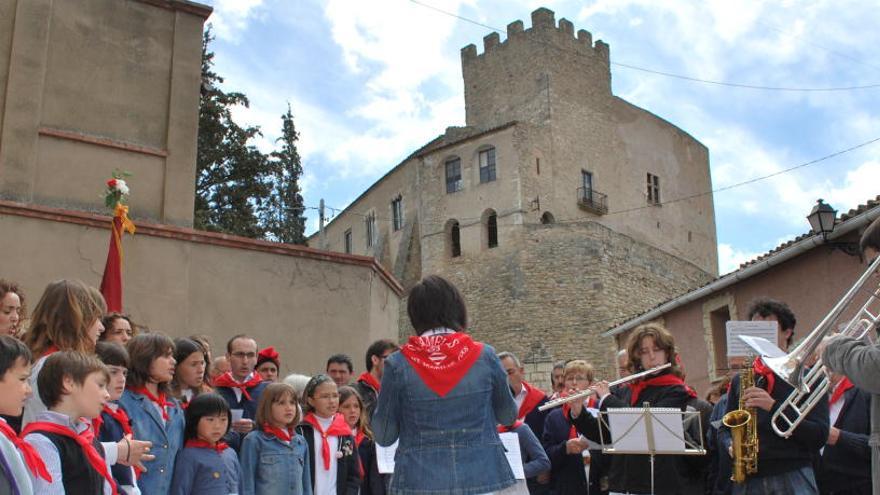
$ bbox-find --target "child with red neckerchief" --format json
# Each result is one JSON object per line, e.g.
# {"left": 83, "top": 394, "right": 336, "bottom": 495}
{"left": 338, "top": 386, "right": 386, "bottom": 495}
{"left": 240, "top": 382, "right": 311, "bottom": 495}
{"left": 170, "top": 393, "right": 242, "bottom": 494}
{"left": 296, "top": 375, "right": 360, "bottom": 495}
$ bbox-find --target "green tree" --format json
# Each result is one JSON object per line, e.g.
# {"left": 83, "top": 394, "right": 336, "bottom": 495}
{"left": 195, "top": 28, "right": 271, "bottom": 238}
{"left": 263, "top": 103, "right": 307, "bottom": 244}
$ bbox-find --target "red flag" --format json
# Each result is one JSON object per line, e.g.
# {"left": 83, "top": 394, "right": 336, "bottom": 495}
{"left": 100, "top": 204, "right": 135, "bottom": 312}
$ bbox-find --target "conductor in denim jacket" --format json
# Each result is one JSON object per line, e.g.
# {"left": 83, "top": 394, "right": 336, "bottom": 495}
{"left": 373, "top": 275, "right": 518, "bottom": 495}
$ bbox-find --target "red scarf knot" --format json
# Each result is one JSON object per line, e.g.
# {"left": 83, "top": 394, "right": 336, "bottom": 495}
{"left": 185, "top": 439, "right": 229, "bottom": 453}
{"left": 262, "top": 424, "right": 294, "bottom": 443}
{"left": 0, "top": 421, "right": 52, "bottom": 482}
{"left": 128, "top": 386, "right": 172, "bottom": 421}
{"left": 213, "top": 372, "right": 263, "bottom": 402}
{"left": 517, "top": 381, "right": 547, "bottom": 419}
{"left": 751, "top": 358, "right": 776, "bottom": 396}
{"left": 628, "top": 372, "right": 697, "bottom": 406}
{"left": 302, "top": 413, "right": 352, "bottom": 471}
{"left": 357, "top": 372, "right": 381, "bottom": 393}
{"left": 830, "top": 377, "right": 854, "bottom": 406}
{"left": 400, "top": 331, "right": 484, "bottom": 397}
{"left": 101, "top": 404, "right": 134, "bottom": 437}
{"left": 22, "top": 421, "right": 117, "bottom": 494}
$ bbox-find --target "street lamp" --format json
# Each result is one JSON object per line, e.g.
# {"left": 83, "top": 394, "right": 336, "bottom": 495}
{"left": 807, "top": 199, "right": 836, "bottom": 239}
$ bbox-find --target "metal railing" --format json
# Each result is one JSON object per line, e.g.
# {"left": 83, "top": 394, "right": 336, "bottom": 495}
{"left": 577, "top": 187, "right": 608, "bottom": 214}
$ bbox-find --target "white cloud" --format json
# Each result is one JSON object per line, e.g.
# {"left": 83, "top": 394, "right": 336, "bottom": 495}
{"left": 206, "top": 0, "right": 265, "bottom": 42}
{"left": 718, "top": 243, "right": 763, "bottom": 274}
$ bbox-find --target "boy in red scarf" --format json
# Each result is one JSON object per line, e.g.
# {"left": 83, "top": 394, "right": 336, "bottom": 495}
{"left": 353, "top": 339, "right": 398, "bottom": 419}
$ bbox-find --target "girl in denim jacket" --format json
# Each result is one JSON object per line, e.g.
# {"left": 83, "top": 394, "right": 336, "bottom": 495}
{"left": 240, "top": 382, "right": 312, "bottom": 495}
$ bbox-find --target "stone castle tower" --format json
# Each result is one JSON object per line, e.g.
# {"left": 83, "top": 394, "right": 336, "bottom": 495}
{"left": 313, "top": 7, "right": 717, "bottom": 388}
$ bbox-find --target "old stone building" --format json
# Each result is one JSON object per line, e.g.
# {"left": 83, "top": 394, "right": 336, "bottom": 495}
{"left": 313, "top": 7, "right": 718, "bottom": 386}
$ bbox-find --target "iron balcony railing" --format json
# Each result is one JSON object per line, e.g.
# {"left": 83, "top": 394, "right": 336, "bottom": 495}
{"left": 577, "top": 187, "right": 608, "bottom": 215}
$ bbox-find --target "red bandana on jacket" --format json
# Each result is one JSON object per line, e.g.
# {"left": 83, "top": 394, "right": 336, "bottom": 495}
{"left": 517, "top": 381, "right": 547, "bottom": 419}
{"left": 0, "top": 420, "right": 52, "bottom": 481}
{"left": 752, "top": 357, "right": 776, "bottom": 396}
{"left": 628, "top": 373, "right": 697, "bottom": 406}
{"left": 22, "top": 421, "right": 118, "bottom": 495}
{"left": 127, "top": 386, "right": 172, "bottom": 421}
{"left": 101, "top": 404, "right": 133, "bottom": 437}
{"left": 357, "top": 372, "right": 381, "bottom": 393}
{"left": 353, "top": 429, "right": 367, "bottom": 480}
{"left": 400, "top": 330, "right": 484, "bottom": 397}
{"left": 496, "top": 420, "right": 524, "bottom": 433}
{"left": 262, "top": 424, "right": 294, "bottom": 443}
{"left": 213, "top": 372, "right": 263, "bottom": 401}
{"left": 302, "top": 413, "right": 352, "bottom": 471}
{"left": 830, "top": 377, "right": 854, "bottom": 406}
{"left": 185, "top": 439, "right": 229, "bottom": 453}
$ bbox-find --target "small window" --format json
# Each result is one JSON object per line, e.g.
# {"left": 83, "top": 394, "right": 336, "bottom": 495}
{"left": 479, "top": 148, "right": 496, "bottom": 183}
{"left": 582, "top": 170, "right": 593, "bottom": 200}
{"left": 344, "top": 229, "right": 352, "bottom": 254}
{"left": 487, "top": 213, "right": 498, "bottom": 248}
{"left": 647, "top": 173, "right": 661, "bottom": 204}
{"left": 445, "top": 158, "right": 462, "bottom": 193}
{"left": 449, "top": 220, "right": 461, "bottom": 258}
{"left": 365, "top": 213, "right": 376, "bottom": 248}
{"left": 391, "top": 196, "right": 403, "bottom": 231}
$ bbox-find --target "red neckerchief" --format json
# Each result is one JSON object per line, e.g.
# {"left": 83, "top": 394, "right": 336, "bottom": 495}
{"left": 628, "top": 373, "right": 697, "bottom": 405}
{"left": 101, "top": 404, "right": 133, "bottom": 437}
{"left": 128, "top": 386, "right": 171, "bottom": 421}
{"left": 357, "top": 372, "right": 381, "bottom": 393}
{"left": 752, "top": 358, "right": 776, "bottom": 395}
{"left": 560, "top": 394, "right": 596, "bottom": 439}
{"left": 40, "top": 345, "right": 59, "bottom": 359}
{"left": 830, "top": 377, "right": 854, "bottom": 406}
{"left": 497, "top": 420, "right": 524, "bottom": 433}
{"left": 302, "top": 413, "right": 352, "bottom": 471}
{"left": 517, "top": 381, "right": 547, "bottom": 419}
{"left": 353, "top": 429, "right": 366, "bottom": 480}
{"left": 213, "top": 372, "right": 263, "bottom": 401}
{"left": 0, "top": 420, "right": 52, "bottom": 481}
{"left": 185, "top": 439, "right": 229, "bottom": 453}
{"left": 262, "top": 424, "right": 294, "bottom": 443}
{"left": 400, "top": 331, "right": 484, "bottom": 397}
{"left": 22, "top": 421, "right": 117, "bottom": 494}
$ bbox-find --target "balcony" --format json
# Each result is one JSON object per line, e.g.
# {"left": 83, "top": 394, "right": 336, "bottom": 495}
{"left": 577, "top": 187, "right": 608, "bottom": 215}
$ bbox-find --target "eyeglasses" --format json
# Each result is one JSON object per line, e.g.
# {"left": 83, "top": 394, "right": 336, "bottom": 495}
{"left": 231, "top": 352, "right": 257, "bottom": 360}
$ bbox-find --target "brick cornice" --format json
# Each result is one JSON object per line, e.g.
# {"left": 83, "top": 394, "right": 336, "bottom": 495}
{"left": 0, "top": 200, "right": 404, "bottom": 296}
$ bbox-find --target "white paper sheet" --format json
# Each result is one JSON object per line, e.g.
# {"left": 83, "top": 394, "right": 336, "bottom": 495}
{"left": 499, "top": 432, "right": 525, "bottom": 480}
{"left": 726, "top": 320, "right": 779, "bottom": 357}
{"left": 606, "top": 407, "right": 687, "bottom": 454}
{"left": 376, "top": 440, "right": 398, "bottom": 474}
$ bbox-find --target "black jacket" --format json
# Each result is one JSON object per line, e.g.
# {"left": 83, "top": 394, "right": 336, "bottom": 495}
{"left": 818, "top": 386, "right": 872, "bottom": 495}
{"left": 296, "top": 423, "right": 361, "bottom": 495}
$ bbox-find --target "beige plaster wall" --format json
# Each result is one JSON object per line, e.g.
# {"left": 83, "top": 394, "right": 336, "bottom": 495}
{"left": 0, "top": 0, "right": 208, "bottom": 226}
{"left": 0, "top": 203, "right": 401, "bottom": 377}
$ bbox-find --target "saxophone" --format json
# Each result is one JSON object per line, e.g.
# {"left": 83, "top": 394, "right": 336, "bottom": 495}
{"left": 722, "top": 358, "right": 759, "bottom": 483}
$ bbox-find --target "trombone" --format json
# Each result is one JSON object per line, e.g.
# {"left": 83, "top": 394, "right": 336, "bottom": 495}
{"left": 762, "top": 255, "right": 880, "bottom": 438}
{"left": 538, "top": 362, "right": 672, "bottom": 411}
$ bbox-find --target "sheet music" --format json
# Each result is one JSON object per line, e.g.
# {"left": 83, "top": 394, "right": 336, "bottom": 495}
{"left": 726, "top": 321, "right": 778, "bottom": 357}
{"left": 607, "top": 407, "right": 686, "bottom": 453}
{"left": 499, "top": 432, "right": 525, "bottom": 479}
{"left": 376, "top": 440, "right": 398, "bottom": 474}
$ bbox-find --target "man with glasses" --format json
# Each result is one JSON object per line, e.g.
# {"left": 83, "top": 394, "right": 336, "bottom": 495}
{"left": 213, "top": 334, "right": 269, "bottom": 451}
{"left": 354, "top": 339, "right": 399, "bottom": 419}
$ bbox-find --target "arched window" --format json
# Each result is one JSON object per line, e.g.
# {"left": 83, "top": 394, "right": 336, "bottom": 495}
{"left": 446, "top": 219, "right": 461, "bottom": 258}
{"left": 541, "top": 212, "right": 555, "bottom": 224}
{"left": 482, "top": 209, "right": 498, "bottom": 249}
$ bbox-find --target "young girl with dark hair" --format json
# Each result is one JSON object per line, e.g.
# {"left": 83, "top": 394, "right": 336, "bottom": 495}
{"left": 119, "top": 333, "right": 185, "bottom": 495}
{"left": 296, "top": 375, "right": 359, "bottom": 495}
{"left": 169, "top": 338, "right": 210, "bottom": 407}
{"left": 170, "top": 393, "right": 242, "bottom": 495}
{"left": 241, "top": 382, "right": 311, "bottom": 495}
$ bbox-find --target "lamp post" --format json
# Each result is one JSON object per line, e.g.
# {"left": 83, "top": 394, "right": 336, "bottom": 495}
{"left": 807, "top": 199, "right": 837, "bottom": 240}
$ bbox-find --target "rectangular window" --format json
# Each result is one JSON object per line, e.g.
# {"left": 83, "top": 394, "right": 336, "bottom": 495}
{"left": 343, "top": 229, "right": 352, "bottom": 254}
{"left": 479, "top": 148, "right": 496, "bottom": 183}
{"left": 391, "top": 196, "right": 403, "bottom": 231}
{"left": 487, "top": 213, "right": 498, "bottom": 248}
{"left": 445, "top": 158, "right": 462, "bottom": 193}
{"left": 365, "top": 213, "right": 375, "bottom": 248}
{"left": 647, "top": 173, "right": 661, "bottom": 204}
{"left": 582, "top": 170, "right": 593, "bottom": 201}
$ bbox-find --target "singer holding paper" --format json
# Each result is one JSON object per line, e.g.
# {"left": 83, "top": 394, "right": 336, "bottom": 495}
{"left": 568, "top": 323, "right": 699, "bottom": 495}
{"left": 372, "top": 275, "right": 518, "bottom": 495}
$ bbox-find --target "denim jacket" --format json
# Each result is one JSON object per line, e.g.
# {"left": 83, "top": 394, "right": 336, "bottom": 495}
{"left": 372, "top": 342, "right": 517, "bottom": 495}
{"left": 119, "top": 389, "right": 185, "bottom": 495}
{"left": 240, "top": 430, "right": 313, "bottom": 495}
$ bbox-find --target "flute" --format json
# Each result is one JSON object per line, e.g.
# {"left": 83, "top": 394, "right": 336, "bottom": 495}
{"left": 537, "top": 362, "right": 673, "bottom": 411}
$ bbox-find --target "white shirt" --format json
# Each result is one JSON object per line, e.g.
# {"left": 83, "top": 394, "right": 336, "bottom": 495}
{"left": 312, "top": 415, "right": 339, "bottom": 495}
{"left": 0, "top": 417, "right": 34, "bottom": 494}
{"left": 231, "top": 373, "right": 255, "bottom": 403}
{"left": 513, "top": 385, "right": 528, "bottom": 414}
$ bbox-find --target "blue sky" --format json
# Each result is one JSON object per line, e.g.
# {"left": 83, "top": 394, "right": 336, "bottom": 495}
{"left": 200, "top": 0, "right": 880, "bottom": 274}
